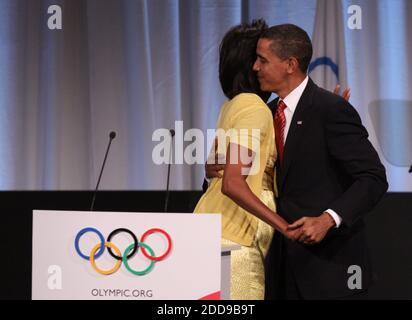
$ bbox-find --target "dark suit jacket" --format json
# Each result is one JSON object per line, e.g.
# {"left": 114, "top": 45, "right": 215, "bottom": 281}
{"left": 265, "top": 78, "right": 388, "bottom": 299}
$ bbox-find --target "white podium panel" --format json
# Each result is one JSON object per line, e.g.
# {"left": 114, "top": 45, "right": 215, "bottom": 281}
{"left": 32, "top": 210, "right": 221, "bottom": 300}
{"left": 220, "top": 244, "right": 241, "bottom": 300}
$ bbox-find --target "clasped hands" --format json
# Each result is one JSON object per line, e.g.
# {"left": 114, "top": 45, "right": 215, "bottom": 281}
{"left": 284, "top": 213, "right": 335, "bottom": 245}
{"left": 205, "top": 159, "right": 335, "bottom": 245}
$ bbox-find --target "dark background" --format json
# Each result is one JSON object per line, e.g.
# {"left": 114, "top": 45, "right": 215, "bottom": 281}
{"left": 0, "top": 191, "right": 410, "bottom": 300}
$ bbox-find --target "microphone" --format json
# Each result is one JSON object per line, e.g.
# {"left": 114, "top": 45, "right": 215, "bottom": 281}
{"left": 409, "top": 165, "right": 412, "bottom": 173}
{"left": 164, "top": 129, "right": 175, "bottom": 212}
{"left": 90, "top": 131, "right": 116, "bottom": 211}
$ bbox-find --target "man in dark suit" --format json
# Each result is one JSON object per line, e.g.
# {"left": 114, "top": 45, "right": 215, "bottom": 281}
{"left": 252, "top": 24, "right": 388, "bottom": 300}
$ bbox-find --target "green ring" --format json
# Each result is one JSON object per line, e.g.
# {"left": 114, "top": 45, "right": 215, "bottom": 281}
{"left": 123, "top": 242, "right": 156, "bottom": 276}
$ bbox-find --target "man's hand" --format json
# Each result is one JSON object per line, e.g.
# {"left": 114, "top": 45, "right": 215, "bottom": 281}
{"left": 333, "top": 84, "right": 351, "bottom": 101}
{"left": 205, "top": 137, "right": 225, "bottom": 179}
{"left": 287, "top": 212, "right": 336, "bottom": 245}
{"left": 205, "top": 161, "right": 225, "bottom": 179}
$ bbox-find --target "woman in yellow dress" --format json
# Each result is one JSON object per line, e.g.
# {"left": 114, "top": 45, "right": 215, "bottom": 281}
{"left": 193, "top": 20, "right": 300, "bottom": 300}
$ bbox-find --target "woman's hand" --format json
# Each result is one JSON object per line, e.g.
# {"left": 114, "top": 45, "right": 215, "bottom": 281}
{"left": 221, "top": 143, "right": 291, "bottom": 233}
{"left": 333, "top": 84, "right": 351, "bottom": 101}
{"left": 283, "top": 227, "right": 303, "bottom": 242}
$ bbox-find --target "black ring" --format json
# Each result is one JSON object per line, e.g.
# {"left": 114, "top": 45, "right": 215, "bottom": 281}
{"left": 107, "top": 228, "right": 138, "bottom": 260}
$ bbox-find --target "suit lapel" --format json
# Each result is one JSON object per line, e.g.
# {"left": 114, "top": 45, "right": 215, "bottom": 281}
{"left": 268, "top": 97, "right": 279, "bottom": 116}
{"left": 278, "top": 79, "right": 316, "bottom": 190}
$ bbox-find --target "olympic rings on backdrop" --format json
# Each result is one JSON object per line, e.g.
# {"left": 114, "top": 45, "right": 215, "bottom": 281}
{"left": 107, "top": 228, "right": 138, "bottom": 260}
{"left": 90, "top": 242, "right": 122, "bottom": 275}
{"left": 75, "top": 227, "right": 105, "bottom": 260}
{"left": 123, "top": 242, "right": 156, "bottom": 276}
{"left": 74, "top": 227, "right": 172, "bottom": 276}
{"left": 140, "top": 228, "right": 172, "bottom": 261}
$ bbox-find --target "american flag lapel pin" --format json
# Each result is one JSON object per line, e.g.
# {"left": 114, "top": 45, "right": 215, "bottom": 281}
{"left": 297, "top": 121, "right": 303, "bottom": 125}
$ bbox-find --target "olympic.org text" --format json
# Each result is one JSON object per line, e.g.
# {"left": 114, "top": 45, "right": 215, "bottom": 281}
{"left": 91, "top": 288, "right": 153, "bottom": 298}
{"left": 152, "top": 121, "right": 261, "bottom": 175}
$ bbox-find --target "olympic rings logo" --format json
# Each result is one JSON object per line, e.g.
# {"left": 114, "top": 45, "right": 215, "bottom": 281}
{"left": 74, "top": 227, "right": 172, "bottom": 276}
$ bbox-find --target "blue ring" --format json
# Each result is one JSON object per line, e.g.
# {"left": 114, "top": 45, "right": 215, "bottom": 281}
{"left": 75, "top": 227, "right": 105, "bottom": 260}
{"left": 308, "top": 56, "right": 339, "bottom": 79}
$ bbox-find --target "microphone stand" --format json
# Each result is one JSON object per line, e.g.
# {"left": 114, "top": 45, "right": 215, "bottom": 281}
{"left": 90, "top": 131, "right": 116, "bottom": 211}
{"left": 164, "top": 129, "right": 175, "bottom": 212}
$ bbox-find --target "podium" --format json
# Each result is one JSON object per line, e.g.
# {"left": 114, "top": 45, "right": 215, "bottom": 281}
{"left": 220, "top": 244, "right": 241, "bottom": 300}
{"left": 32, "top": 210, "right": 238, "bottom": 300}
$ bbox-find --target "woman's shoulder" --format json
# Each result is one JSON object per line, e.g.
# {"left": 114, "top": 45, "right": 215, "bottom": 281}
{"left": 225, "top": 93, "right": 269, "bottom": 114}
{"left": 231, "top": 92, "right": 266, "bottom": 105}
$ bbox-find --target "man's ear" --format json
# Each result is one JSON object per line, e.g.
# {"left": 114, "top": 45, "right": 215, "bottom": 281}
{"left": 287, "top": 57, "right": 300, "bottom": 74}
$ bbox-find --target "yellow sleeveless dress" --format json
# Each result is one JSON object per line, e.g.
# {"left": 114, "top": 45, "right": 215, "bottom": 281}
{"left": 194, "top": 93, "right": 277, "bottom": 300}
{"left": 221, "top": 143, "right": 276, "bottom": 300}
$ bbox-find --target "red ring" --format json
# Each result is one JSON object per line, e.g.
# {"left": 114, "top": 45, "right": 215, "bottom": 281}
{"left": 140, "top": 228, "right": 172, "bottom": 261}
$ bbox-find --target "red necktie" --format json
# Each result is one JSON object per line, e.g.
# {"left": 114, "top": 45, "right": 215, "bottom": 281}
{"left": 275, "top": 100, "right": 287, "bottom": 164}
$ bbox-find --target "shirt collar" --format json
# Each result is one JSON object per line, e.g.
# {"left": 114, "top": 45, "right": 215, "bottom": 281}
{"left": 279, "top": 76, "right": 309, "bottom": 113}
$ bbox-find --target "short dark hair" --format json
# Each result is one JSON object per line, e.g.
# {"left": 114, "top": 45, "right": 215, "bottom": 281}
{"left": 219, "top": 19, "right": 270, "bottom": 101}
{"left": 260, "top": 24, "right": 313, "bottom": 73}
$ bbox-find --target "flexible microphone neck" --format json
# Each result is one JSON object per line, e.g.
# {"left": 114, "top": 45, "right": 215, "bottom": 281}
{"left": 90, "top": 131, "right": 116, "bottom": 211}
{"left": 164, "top": 129, "right": 175, "bottom": 212}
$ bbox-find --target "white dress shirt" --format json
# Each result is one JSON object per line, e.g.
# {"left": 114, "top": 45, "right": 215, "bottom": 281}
{"left": 279, "top": 76, "right": 342, "bottom": 228}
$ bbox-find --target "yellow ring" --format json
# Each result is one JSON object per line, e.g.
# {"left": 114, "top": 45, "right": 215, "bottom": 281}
{"left": 89, "top": 242, "right": 122, "bottom": 275}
